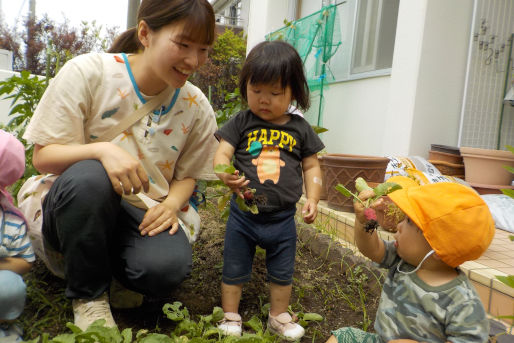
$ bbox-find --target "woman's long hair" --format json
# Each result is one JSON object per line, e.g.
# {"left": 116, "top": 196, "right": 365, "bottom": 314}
{"left": 108, "top": 0, "right": 215, "bottom": 53}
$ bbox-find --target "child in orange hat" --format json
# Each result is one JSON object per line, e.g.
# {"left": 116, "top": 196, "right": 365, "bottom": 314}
{"left": 326, "top": 177, "right": 495, "bottom": 343}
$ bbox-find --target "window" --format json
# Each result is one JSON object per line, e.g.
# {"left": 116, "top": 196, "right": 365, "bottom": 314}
{"left": 327, "top": 0, "right": 399, "bottom": 82}
{"left": 351, "top": 0, "right": 399, "bottom": 74}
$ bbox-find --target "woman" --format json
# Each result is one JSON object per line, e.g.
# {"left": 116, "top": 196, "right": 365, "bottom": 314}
{"left": 20, "top": 0, "right": 218, "bottom": 330}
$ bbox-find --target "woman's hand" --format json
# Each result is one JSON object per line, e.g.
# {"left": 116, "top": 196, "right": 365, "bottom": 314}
{"left": 139, "top": 201, "right": 179, "bottom": 237}
{"left": 98, "top": 143, "right": 150, "bottom": 195}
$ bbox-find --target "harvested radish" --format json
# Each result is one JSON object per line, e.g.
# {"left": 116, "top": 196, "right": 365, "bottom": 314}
{"left": 335, "top": 177, "right": 402, "bottom": 233}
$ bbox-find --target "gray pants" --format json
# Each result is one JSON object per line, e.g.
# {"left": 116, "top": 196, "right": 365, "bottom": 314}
{"left": 42, "top": 160, "right": 192, "bottom": 299}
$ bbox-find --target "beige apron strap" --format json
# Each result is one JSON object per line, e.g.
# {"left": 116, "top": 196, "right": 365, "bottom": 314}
{"left": 97, "top": 88, "right": 171, "bottom": 142}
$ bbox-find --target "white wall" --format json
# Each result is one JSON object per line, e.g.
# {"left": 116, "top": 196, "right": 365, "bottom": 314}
{"left": 0, "top": 49, "right": 13, "bottom": 71}
{"left": 298, "top": 0, "right": 322, "bottom": 18}
{"left": 410, "top": 0, "right": 473, "bottom": 155}
{"left": 321, "top": 76, "right": 391, "bottom": 155}
{"left": 0, "top": 69, "right": 18, "bottom": 125}
{"left": 382, "top": 0, "right": 473, "bottom": 157}
{"left": 245, "top": 0, "right": 474, "bottom": 158}
{"left": 246, "top": 0, "right": 290, "bottom": 52}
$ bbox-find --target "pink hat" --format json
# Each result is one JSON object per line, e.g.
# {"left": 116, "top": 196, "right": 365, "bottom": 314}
{"left": 0, "top": 129, "right": 25, "bottom": 188}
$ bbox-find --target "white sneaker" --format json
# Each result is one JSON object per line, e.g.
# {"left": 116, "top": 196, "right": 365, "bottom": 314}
{"left": 217, "top": 312, "right": 242, "bottom": 336}
{"left": 109, "top": 279, "right": 143, "bottom": 309}
{"left": 72, "top": 292, "right": 116, "bottom": 331}
{"left": 267, "top": 312, "right": 305, "bottom": 341}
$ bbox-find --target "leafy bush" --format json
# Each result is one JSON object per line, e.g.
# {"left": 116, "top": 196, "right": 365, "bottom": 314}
{"left": 215, "top": 88, "right": 246, "bottom": 127}
{"left": 0, "top": 71, "right": 48, "bottom": 200}
{"left": 190, "top": 29, "right": 246, "bottom": 112}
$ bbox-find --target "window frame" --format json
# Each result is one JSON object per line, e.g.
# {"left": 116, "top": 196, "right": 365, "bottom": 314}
{"left": 327, "top": 0, "right": 398, "bottom": 83}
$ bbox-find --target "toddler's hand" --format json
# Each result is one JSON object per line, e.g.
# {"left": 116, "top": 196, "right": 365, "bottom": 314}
{"left": 353, "top": 189, "right": 375, "bottom": 224}
{"left": 302, "top": 198, "right": 318, "bottom": 224}
{"left": 371, "top": 196, "right": 405, "bottom": 232}
{"left": 219, "top": 170, "right": 250, "bottom": 199}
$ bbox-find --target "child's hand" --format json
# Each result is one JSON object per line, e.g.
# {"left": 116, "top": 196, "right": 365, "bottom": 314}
{"left": 353, "top": 189, "right": 375, "bottom": 224}
{"left": 219, "top": 170, "right": 250, "bottom": 199}
{"left": 302, "top": 198, "right": 318, "bottom": 224}
{"left": 371, "top": 196, "right": 405, "bottom": 232}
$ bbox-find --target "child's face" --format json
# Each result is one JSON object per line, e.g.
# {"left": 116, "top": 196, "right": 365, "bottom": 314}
{"left": 246, "top": 80, "right": 293, "bottom": 125}
{"left": 393, "top": 216, "right": 433, "bottom": 266}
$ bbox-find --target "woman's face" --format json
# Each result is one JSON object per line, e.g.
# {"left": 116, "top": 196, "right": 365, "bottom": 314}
{"left": 143, "top": 20, "right": 210, "bottom": 89}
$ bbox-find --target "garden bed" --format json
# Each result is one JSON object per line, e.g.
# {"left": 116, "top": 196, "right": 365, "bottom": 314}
{"left": 19, "top": 187, "right": 383, "bottom": 342}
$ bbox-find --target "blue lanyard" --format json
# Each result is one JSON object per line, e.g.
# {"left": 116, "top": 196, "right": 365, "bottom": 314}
{"left": 121, "top": 53, "right": 181, "bottom": 117}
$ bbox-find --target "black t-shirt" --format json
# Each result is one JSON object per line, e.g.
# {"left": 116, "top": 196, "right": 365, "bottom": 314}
{"left": 216, "top": 110, "right": 325, "bottom": 212}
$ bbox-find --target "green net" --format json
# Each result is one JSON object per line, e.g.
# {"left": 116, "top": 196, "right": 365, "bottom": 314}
{"left": 266, "top": 5, "right": 342, "bottom": 127}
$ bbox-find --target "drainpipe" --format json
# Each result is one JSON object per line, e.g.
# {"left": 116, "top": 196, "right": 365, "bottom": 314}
{"left": 288, "top": 0, "right": 299, "bottom": 22}
{"left": 127, "top": 0, "right": 140, "bottom": 29}
{"left": 497, "top": 33, "right": 513, "bottom": 150}
{"left": 457, "top": 0, "right": 478, "bottom": 147}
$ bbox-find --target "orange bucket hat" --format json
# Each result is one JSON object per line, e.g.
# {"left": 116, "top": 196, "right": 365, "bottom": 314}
{"left": 387, "top": 177, "right": 495, "bottom": 267}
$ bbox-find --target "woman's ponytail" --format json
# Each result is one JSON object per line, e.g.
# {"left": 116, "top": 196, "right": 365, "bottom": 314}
{"left": 107, "top": 27, "right": 143, "bottom": 53}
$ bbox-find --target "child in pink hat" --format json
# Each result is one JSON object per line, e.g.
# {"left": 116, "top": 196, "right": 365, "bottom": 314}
{"left": 0, "top": 129, "right": 34, "bottom": 342}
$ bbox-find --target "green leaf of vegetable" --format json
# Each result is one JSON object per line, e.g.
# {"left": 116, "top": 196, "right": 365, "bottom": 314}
{"left": 248, "top": 203, "right": 259, "bottom": 214}
{"left": 162, "top": 302, "right": 186, "bottom": 322}
{"left": 373, "top": 182, "right": 402, "bottom": 197}
{"left": 235, "top": 196, "right": 249, "bottom": 211}
{"left": 218, "top": 192, "right": 232, "bottom": 212}
{"left": 244, "top": 315, "right": 264, "bottom": 333}
{"left": 121, "top": 328, "right": 133, "bottom": 343}
{"left": 138, "top": 333, "right": 174, "bottom": 343}
{"left": 311, "top": 125, "right": 328, "bottom": 134}
{"left": 203, "top": 328, "right": 222, "bottom": 339}
{"left": 221, "top": 206, "right": 230, "bottom": 220}
{"left": 214, "top": 163, "right": 236, "bottom": 174}
{"left": 355, "top": 177, "right": 372, "bottom": 192}
{"left": 335, "top": 183, "right": 354, "bottom": 198}
{"left": 211, "top": 307, "right": 225, "bottom": 323}
{"left": 302, "top": 313, "right": 324, "bottom": 321}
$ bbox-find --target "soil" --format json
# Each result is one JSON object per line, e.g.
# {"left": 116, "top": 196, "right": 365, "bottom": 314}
{"left": 19, "top": 188, "right": 383, "bottom": 342}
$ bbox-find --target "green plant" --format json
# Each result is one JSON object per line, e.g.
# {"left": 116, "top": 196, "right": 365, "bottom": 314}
{"left": 215, "top": 88, "right": 246, "bottom": 127}
{"left": 214, "top": 162, "right": 259, "bottom": 216}
{"left": 190, "top": 29, "right": 246, "bottom": 112}
{"left": 0, "top": 70, "right": 48, "bottom": 200}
